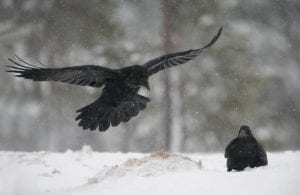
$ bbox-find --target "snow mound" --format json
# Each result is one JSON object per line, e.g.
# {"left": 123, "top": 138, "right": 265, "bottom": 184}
{"left": 1, "top": 151, "right": 300, "bottom": 195}
{"left": 91, "top": 151, "right": 202, "bottom": 183}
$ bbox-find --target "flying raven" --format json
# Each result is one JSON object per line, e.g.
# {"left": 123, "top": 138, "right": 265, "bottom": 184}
{"left": 225, "top": 125, "right": 268, "bottom": 171}
{"left": 7, "top": 27, "right": 222, "bottom": 132}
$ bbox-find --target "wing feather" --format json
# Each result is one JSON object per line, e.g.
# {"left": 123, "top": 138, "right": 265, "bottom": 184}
{"left": 143, "top": 27, "right": 222, "bottom": 76}
{"left": 6, "top": 58, "right": 119, "bottom": 88}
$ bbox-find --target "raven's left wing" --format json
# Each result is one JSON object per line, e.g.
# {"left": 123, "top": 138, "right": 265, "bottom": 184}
{"left": 224, "top": 138, "right": 237, "bottom": 158}
{"left": 143, "top": 27, "right": 222, "bottom": 76}
{"left": 7, "top": 57, "right": 119, "bottom": 88}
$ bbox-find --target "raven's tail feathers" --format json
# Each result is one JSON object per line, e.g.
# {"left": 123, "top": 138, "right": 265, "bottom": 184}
{"left": 75, "top": 94, "right": 150, "bottom": 131}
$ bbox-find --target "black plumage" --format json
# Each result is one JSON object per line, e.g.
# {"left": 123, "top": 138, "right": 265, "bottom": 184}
{"left": 7, "top": 27, "right": 222, "bottom": 132}
{"left": 225, "top": 125, "right": 268, "bottom": 172}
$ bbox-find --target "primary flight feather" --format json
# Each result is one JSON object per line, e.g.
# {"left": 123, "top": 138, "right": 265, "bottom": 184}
{"left": 7, "top": 27, "right": 222, "bottom": 132}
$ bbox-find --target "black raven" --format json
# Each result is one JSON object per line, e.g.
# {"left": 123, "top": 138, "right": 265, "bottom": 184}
{"left": 7, "top": 27, "right": 222, "bottom": 132}
{"left": 225, "top": 125, "right": 268, "bottom": 171}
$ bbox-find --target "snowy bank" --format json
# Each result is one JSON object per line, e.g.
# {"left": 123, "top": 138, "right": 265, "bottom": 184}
{"left": 0, "top": 148, "right": 299, "bottom": 195}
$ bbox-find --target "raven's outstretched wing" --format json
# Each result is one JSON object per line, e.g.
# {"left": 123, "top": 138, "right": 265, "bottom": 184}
{"left": 7, "top": 57, "right": 119, "bottom": 88}
{"left": 143, "top": 27, "right": 222, "bottom": 76}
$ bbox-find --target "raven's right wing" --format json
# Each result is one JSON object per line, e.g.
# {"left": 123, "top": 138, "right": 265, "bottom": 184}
{"left": 143, "top": 27, "right": 222, "bottom": 76}
{"left": 257, "top": 142, "right": 268, "bottom": 165}
{"left": 7, "top": 57, "right": 119, "bottom": 88}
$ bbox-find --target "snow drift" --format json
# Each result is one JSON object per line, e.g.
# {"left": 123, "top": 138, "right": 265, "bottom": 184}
{"left": 0, "top": 147, "right": 299, "bottom": 195}
{"left": 92, "top": 151, "right": 202, "bottom": 183}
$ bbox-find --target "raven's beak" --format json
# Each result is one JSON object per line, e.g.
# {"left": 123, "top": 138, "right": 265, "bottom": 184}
{"left": 141, "top": 79, "right": 150, "bottom": 91}
{"left": 238, "top": 129, "right": 249, "bottom": 137}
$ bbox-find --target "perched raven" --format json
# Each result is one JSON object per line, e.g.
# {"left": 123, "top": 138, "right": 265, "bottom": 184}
{"left": 7, "top": 27, "right": 222, "bottom": 132}
{"left": 225, "top": 125, "right": 268, "bottom": 171}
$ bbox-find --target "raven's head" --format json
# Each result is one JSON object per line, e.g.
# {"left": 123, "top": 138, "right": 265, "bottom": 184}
{"left": 123, "top": 65, "right": 150, "bottom": 90}
{"left": 238, "top": 125, "right": 253, "bottom": 137}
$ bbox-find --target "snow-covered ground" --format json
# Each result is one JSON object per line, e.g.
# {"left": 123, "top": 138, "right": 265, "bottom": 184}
{"left": 0, "top": 146, "right": 299, "bottom": 195}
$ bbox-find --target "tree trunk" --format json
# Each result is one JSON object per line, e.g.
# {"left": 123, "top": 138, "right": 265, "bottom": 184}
{"left": 161, "top": 0, "right": 184, "bottom": 152}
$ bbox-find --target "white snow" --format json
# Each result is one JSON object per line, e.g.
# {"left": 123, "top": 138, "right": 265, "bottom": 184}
{"left": 0, "top": 147, "right": 299, "bottom": 195}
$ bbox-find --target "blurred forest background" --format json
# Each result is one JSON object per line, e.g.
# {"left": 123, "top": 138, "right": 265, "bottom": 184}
{"left": 0, "top": 0, "right": 299, "bottom": 152}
